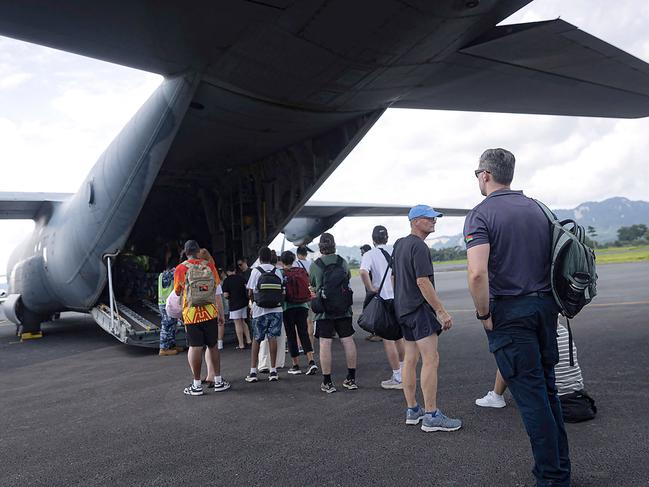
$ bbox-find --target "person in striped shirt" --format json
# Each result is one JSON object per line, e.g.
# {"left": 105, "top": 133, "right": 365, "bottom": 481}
{"left": 475, "top": 320, "right": 584, "bottom": 408}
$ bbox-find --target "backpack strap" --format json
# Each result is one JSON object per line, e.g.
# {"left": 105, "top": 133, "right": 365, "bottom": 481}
{"left": 314, "top": 258, "right": 325, "bottom": 270}
{"left": 378, "top": 248, "right": 392, "bottom": 266}
{"left": 533, "top": 198, "right": 558, "bottom": 223}
{"left": 256, "top": 266, "right": 272, "bottom": 277}
{"left": 297, "top": 260, "right": 306, "bottom": 270}
{"left": 566, "top": 319, "right": 575, "bottom": 367}
{"left": 375, "top": 249, "right": 393, "bottom": 295}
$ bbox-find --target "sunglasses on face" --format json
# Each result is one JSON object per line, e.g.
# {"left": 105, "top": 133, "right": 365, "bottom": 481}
{"left": 474, "top": 169, "right": 490, "bottom": 178}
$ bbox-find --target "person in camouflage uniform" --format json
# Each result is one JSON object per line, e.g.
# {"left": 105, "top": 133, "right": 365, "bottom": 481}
{"left": 158, "top": 267, "right": 179, "bottom": 355}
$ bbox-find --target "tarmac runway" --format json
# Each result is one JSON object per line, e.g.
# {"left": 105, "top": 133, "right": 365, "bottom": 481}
{"left": 0, "top": 262, "right": 648, "bottom": 486}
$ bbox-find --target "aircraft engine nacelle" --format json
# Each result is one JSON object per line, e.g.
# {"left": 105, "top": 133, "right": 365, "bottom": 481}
{"left": 10, "top": 254, "right": 57, "bottom": 313}
{"left": 2, "top": 293, "right": 23, "bottom": 325}
{"left": 283, "top": 216, "right": 341, "bottom": 246}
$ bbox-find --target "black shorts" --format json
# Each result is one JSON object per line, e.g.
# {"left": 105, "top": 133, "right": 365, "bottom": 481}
{"left": 185, "top": 319, "right": 219, "bottom": 348}
{"left": 315, "top": 317, "right": 354, "bottom": 339}
{"left": 400, "top": 305, "right": 441, "bottom": 342}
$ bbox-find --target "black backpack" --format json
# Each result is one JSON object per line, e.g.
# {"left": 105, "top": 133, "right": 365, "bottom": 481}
{"left": 311, "top": 256, "right": 353, "bottom": 317}
{"left": 253, "top": 267, "right": 284, "bottom": 308}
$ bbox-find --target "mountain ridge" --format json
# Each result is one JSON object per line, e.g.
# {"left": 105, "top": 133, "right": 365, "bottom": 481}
{"left": 333, "top": 197, "right": 648, "bottom": 260}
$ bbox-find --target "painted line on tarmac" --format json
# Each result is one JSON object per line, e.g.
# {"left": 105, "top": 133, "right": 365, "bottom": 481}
{"left": 589, "top": 300, "right": 649, "bottom": 308}
{"left": 448, "top": 300, "right": 649, "bottom": 313}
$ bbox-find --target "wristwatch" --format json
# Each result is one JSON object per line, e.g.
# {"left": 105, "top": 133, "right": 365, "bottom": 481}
{"left": 476, "top": 310, "right": 491, "bottom": 321}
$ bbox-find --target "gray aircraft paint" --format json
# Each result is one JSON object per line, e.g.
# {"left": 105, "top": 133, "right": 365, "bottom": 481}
{"left": 7, "top": 74, "right": 199, "bottom": 320}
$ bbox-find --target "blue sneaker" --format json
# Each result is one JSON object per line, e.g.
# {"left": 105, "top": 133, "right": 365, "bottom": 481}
{"left": 405, "top": 405, "right": 425, "bottom": 425}
{"left": 421, "top": 410, "right": 462, "bottom": 432}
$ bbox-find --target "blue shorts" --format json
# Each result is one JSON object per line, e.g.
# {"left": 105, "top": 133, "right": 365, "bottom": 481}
{"left": 252, "top": 312, "right": 283, "bottom": 342}
{"left": 400, "top": 304, "right": 441, "bottom": 342}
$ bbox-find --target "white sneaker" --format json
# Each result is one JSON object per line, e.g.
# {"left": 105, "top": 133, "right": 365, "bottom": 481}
{"left": 380, "top": 377, "right": 403, "bottom": 390}
{"left": 475, "top": 391, "right": 506, "bottom": 408}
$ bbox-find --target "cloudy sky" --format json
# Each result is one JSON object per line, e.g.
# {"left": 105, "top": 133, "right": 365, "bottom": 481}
{"left": 1, "top": 0, "right": 649, "bottom": 273}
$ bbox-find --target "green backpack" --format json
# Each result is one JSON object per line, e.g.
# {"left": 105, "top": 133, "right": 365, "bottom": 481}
{"left": 534, "top": 200, "right": 597, "bottom": 366}
{"left": 534, "top": 199, "right": 598, "bottom": 319}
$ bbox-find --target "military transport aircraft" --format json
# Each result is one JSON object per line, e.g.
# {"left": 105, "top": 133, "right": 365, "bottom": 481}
{"left": 2, "top": 0, "right": 649, "bottom": 346}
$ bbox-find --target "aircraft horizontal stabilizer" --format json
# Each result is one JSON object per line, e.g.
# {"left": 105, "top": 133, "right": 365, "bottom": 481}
{"left": 394, "top": 19, "right": 649, "bottom": 118}
{"left": 0, "top": 192, "right": 72, "bottom": 219}
{"left": 297, "top": 202, "right": 469, "bottom": 219}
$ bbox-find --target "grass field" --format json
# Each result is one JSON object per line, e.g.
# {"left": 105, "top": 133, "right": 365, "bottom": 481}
{"left": 350, "top": 245, "right": 649, "bottom": 271}
{"left": 594, "top": 245, "right": 649, "bottom": 264}
{"left": 430, "top": 245, "right": 649, "bottom": 266}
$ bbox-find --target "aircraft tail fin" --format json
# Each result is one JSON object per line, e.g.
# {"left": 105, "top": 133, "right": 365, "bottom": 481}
{"left": 394, "top": 19, "right": 649, "bottom": 118}
{"left": 0, "top": 192, "right": 72, "bottom": 220}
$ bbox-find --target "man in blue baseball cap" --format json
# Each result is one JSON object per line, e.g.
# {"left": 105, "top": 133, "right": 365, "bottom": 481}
{"left": 391, "top": 205, "right": 461, "bottom": 432}
{"left": 407, "top": 205, "right": 444, "bottom": 220}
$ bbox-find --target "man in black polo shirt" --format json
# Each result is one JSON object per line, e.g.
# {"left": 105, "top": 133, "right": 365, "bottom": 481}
{"left": 465, "top": 148, "right": 571, "bottom": 487}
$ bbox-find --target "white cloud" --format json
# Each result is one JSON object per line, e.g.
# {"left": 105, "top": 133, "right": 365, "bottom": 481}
{"left": 0, "top": 69, "right": 32, "bottom": 90}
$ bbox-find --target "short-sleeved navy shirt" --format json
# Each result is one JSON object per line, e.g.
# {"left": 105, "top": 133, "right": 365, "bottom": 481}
{"left": 463, "top": 189, "right": 551, "bottom": 298}
{"left": 392, "top": 234, "right": 435, "bottom": 319}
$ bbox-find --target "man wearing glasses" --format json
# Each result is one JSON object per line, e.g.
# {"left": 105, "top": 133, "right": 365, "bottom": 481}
{"left": 465, "top": 148, "right": 571, "bottom": 486}
{"left": 236, "top": 258, "right": 252, "bottom": 283}
{"left": 392, "top": 205, "right": 461, "bottom": 432}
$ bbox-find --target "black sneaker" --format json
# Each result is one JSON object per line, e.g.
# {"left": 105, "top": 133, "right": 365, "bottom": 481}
{"left": 343, "top": 378, "right": 358, "bottom": 390}
{"left": 305, "top": 363, "right": 319, "bottom": 376}
{"left": 268, "top": 371, "right": 279, "bottom": 381}
{"left": 288, "top": 365, "right": 302, "bottom": 375}
{"left": 321, "top": 382, "right": 337, "bottom": 394}
{"left": 213, "top": 380, "right": 231, "bottom": 392}
{"left": 183, "top": 384, "right": 204, "bottom": 396}
{"left": 258, "top": 368, "right": 270, "bottom": 374}
{"left": 245, "top": 373, "right": 258, "bottom": 383}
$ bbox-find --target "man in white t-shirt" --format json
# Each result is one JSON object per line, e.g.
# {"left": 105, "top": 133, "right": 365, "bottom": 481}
{"left": 293, "top": 246, "right": 313, "bottom": 273}
{"left": 245, "top": 247, "right": 284, "bottom": 383}
{"left": 359, "top": 225, "right": 405, "bottom": 390}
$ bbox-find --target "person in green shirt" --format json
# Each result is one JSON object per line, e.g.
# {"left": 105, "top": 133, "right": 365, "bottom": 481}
{"left": 309, "top": 233, "right": 357, "bottom": 393}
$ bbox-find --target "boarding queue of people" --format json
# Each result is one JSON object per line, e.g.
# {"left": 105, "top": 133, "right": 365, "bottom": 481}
{"left": 162, "top": 148, "right": 589, "bottom": 487}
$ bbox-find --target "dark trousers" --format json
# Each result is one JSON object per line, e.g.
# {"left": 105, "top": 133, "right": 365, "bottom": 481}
{"left": 283, "top": 307, "right": 313, "bottom": 358}
{"left": 488, "top": 295, "right": 571, "bottom": 487}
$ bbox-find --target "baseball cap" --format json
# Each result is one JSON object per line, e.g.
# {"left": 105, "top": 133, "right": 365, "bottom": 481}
{"left": 372, "top": 225, "right": 388, "bottom": 242}
{"left": 408, "top": 205, "right": 443, "bottom": 221}
{"left": 183, "top": 239, "right": 200, "bottom": 256}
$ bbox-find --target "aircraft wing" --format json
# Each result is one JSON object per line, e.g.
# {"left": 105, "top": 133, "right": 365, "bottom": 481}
{"left": 0, "top": 192, "right": 72, "bottom": 219}
{"left": 394, "top": 19, "right": 649, "bottom": 118}
{"left": 297, "top": 202, "right": 469, "bottom": 218}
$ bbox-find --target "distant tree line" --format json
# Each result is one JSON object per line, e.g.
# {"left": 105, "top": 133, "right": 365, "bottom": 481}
{"left": 614, "top": 224, "right": 649, "bottom": 246}
{"left": 586, "top": 224, "right": 649, "bottom": 248}
{"left": 430, "top": 246, "right": 467, "bottom": 262}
